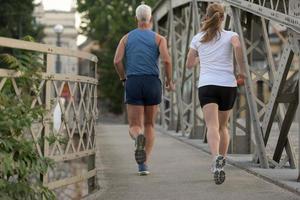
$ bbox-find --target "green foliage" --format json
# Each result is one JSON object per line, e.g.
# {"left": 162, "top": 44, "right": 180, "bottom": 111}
{"left": 0, "top": 0, "right": 44, "bottom": 40}
{"left": 77, "top": 0, "right": 157, "bottom": 113}
{"left": 0, "top": 37, "right": 55, "bottom": 200}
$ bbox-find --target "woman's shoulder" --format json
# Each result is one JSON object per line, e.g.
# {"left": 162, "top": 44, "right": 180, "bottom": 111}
{"left": 194, "top": 32, "right": 205, "bottom": 38}
{"left": 191, "top": 32, "right": 204, "bottom": 42}
{"left": 222, "top": 30, "right": 239, "bottom": 37}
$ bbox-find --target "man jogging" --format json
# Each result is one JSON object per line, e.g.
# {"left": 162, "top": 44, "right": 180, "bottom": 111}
{"left": 114, "top": 3, "right": 174, "bottom": 175}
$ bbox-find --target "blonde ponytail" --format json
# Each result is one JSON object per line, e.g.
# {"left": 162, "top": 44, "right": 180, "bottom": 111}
{"left": 200, "top": 4, "right": 224, "bottom": 43}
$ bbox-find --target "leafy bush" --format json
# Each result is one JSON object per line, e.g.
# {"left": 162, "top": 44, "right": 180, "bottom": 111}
{"left": 0, "top": 36, "right": 55, "bottom": 200}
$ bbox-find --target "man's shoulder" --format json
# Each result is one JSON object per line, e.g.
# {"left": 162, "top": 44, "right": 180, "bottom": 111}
{"left": 155, "top": 32, "right": 165, "bottom": 39}
{"left": 155, "top": 33, "right": 167, "bottom": 44}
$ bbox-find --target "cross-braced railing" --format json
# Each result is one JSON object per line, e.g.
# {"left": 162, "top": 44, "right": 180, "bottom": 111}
{"left": 153, "top": 0, "right": 300, "bottom": 176}
{"left": 0, "top": 37, "right": 98, "bottom": 198}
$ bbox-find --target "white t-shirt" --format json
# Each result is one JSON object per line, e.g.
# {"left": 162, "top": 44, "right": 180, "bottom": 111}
{"left": 190, "top": 30, "right": 238, "bottom": 88}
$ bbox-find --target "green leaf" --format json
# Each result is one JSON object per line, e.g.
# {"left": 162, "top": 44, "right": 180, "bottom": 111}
{"left": 0, "top": 39, "right": 55, "bottom": 199}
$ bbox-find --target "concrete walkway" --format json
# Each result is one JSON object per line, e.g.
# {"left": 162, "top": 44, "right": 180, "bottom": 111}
{"left": 97, "top": 124, "right": 300, "bottom": 200}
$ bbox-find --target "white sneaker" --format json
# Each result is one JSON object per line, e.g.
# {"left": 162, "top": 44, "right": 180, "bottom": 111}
{"left": 211, "top": 155, "right": 226, "bottom": 185}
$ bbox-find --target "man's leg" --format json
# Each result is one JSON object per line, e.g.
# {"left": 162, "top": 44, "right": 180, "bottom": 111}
{"left": 144, "top": 105, "right": 158, "bottom": 164}
{"left": 127, "top": 104, "right": 144, "bottom": 138}
{"left": 127, "top": 104, "right": 147, "bottom": 165}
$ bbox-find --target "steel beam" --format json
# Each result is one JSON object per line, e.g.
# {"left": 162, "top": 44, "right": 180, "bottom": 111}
{"left": 298, "top": 51, "right": 300, "bottom": 181}
{"left": 261, "top": 46, "right": 294, "bottom": 143}
{"left": 231, "top": 7, "right": 269, "bottom": 168}
{"left": 224, "top": 0, "right": 300, "bottom": 33}
{"left": 273, "top": 91, "right": 298, "bottom": 163}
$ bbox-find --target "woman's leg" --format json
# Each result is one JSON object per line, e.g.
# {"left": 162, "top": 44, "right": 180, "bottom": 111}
{"left": 144, "top": 105, "right": 158, "bottom": 164}
{"left": 202, "top": 103, "right": 220, "bottom": 159}
{"left": 218, "top": 110, "right": 231, "bottom": 157}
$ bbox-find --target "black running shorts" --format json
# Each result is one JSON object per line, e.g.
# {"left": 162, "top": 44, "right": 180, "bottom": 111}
{"left": 198, "top": 85, "right": 237, "bottom": 111}
{"left": 125, "top": 75, "right": 162, "bottom": 105}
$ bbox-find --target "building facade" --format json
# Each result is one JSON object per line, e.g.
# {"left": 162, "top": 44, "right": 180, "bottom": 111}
{"left": 34, "top": 3, "right": 78, "bottom": 75}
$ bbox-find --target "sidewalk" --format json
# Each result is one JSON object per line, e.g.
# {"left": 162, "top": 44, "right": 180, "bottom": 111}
{"left": 95, "top": 124, "right": 300, "bottom": 200}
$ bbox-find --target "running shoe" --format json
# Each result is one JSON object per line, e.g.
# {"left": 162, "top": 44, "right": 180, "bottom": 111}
{"left": 211, "top": 155, "right": 226, "bottom": 185}
{"left": 138, "top": 163, "right": 150, "bottom": 176}
{"left": 135, "top": 134, "right": 146, "bottom": 164}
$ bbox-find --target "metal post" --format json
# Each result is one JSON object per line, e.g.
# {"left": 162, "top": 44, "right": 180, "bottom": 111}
{"left": 298, "top": 59, "right": 300, "bottom": 181}
{"left": 56, "top": 32, "right": 62, "bottom": 73}
{"left": 289, "top": 0, "right": 300, "bottom": 174}
{"left": 190, "top": 0, "right": 201, "bottom": 139}
{"left": 231, "top": 7, "right": 269, "bottom": 168}
{"left": 180, "top": 3, "right": 193, "bottom": 137}
{"left": 42, "top": 54, "right": 54, "bottom": 198}
{"left": 168, "top": 0, "right": 180, "bottom": 130}
{"left": 88, "top": 154, "right": 96, "bottom": 193}
{"left": 54, "top": 24, "right": 64, "bottom": 74}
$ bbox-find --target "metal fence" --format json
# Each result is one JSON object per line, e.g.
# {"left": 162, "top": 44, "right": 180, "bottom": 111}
{"left": 0, "top": 37, "right": 98, "bottom": 198}
{"left": 153, "top": 0, "right": 300, "bottom": 174}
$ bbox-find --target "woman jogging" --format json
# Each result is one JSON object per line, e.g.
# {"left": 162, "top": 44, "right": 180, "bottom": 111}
{"left": 114, "top": 4, "right": 174, "bottom": 175}
{"left": 186, "top": 3, "right": 246, "bottom": 184}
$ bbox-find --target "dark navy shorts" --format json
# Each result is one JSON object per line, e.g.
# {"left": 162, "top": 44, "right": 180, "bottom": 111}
{"left": 125, "top": 75, "right": 162, "bottom": 105}
{"left": 198, "top": 85, "right": 237, "bottom": 111}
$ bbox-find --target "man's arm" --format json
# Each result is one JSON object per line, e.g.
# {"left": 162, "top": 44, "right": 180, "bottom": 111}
{"left": 156, "top": 34, "right": 174, "bottom": 91}
{"left": 113, "top": 35, "right": 128, "bottom": 81}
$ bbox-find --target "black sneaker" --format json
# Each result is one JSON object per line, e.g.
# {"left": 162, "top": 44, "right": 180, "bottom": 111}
{"left": 211, "top": 155, "right": 226, "bottom": 185}
{"left": 135, "top": 134, "right": 146, "bottom": 164}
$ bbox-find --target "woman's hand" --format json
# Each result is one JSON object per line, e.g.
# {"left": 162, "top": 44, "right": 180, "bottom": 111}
{"left": 236, "top": 73, "right": 246, "bottom": 86}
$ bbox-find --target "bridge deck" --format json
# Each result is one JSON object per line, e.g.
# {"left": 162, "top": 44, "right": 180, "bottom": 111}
{"left": 96, "top": 124, "right": 299, "bottom": 200}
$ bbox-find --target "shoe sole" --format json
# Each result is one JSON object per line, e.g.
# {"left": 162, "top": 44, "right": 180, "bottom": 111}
{"left": 214, "top": 170, "right": 225, "bottom": 185}
{"left": 138, "top": 171, "right": 150, "bottom": 176}
{"left": 135, "top": 134, "right": 146, "bottom": 164}
{"left": 216, "top": 156, "right": 226, "bottom": 169}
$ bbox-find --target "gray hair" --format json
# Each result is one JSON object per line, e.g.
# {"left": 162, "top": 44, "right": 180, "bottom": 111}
{"left": 135, "top": 4, "right": 152, "bottom": 22}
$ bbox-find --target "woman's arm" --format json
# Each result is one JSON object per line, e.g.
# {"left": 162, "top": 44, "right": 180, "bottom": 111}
{"left": 186, "top": 48, "right": 199, "bottom": 69}
{"left": 113, "top": 35, "right": 128, "bottom": 81}
{"left": 231, "top": 35, "right": 246, "bottom": 77}
{"left": 232, "top": 35, "right": 247, "bottom": 85}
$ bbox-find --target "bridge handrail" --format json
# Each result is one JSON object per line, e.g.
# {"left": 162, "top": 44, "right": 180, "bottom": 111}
{"left": 0, "top": 37, "right": 98, "bottom": 62}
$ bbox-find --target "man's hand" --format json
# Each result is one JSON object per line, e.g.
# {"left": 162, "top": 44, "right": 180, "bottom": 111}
{"left": 121, "top": 78, "right": 126, "bottom": 87}
{"left": 166, "top": 81, "right": 175, "bottom": 92}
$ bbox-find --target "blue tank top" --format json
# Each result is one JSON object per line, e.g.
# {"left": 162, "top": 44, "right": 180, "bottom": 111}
{"left": 125, "top": 29, "right": 160, "bottom": 76}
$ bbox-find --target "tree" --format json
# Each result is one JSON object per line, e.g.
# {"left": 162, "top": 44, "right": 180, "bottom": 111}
{"left": 0, "top": 0, "right": 44, "bottom": 41}
{"left": 0, "top": 0, "right": 44, "bottom": 69}
{"left": 77, "top": 0, "right": 157, "bottom": 113}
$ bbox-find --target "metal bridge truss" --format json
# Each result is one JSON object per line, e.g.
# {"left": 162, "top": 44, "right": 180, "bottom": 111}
{"left": 153, "top": 0, "right": 300, "bottom": 173}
